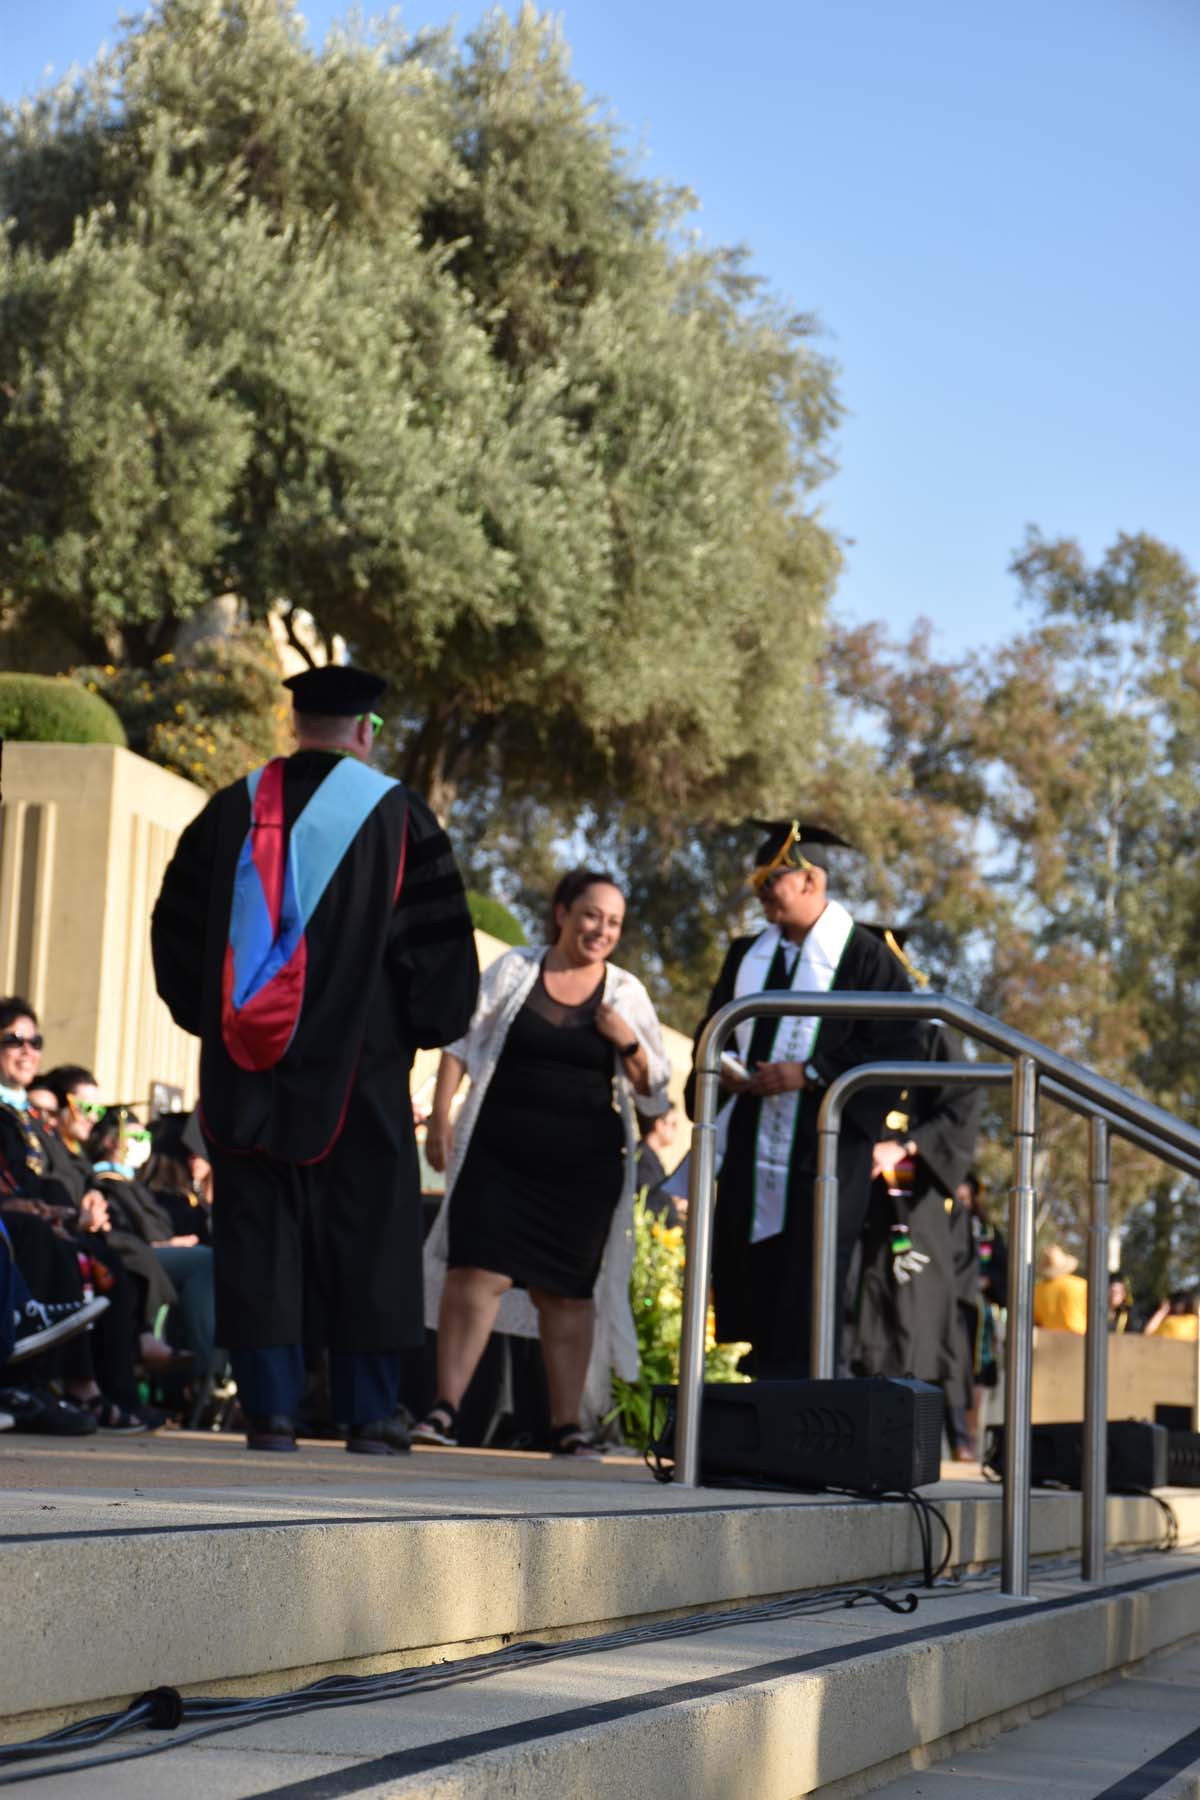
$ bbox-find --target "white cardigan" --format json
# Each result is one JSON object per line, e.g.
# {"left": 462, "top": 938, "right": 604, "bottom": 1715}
{"left": 422, "top": 946, "right": 672, "bottom": 1421}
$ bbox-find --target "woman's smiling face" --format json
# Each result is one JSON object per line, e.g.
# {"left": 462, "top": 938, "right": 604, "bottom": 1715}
{"left": 0, "top": 1014, "right": 41, "bottom": 1090}
{"left": 556, "top": 883, "right": 626, "bottom": 963}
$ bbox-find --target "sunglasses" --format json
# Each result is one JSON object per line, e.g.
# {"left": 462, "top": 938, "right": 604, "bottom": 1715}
{"left": 357, "top": 712, "right": 384, "bottom": 734}
{"left": 0, "top": 1032, "right": 43, "bottom": 1051}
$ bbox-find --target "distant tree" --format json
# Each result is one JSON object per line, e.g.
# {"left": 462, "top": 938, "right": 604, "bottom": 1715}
{"left": 970, "top": 532, "right": 1200, "bottom": 1274}
{"left": 0, "top": 0, "right": 842, "bottom": 822}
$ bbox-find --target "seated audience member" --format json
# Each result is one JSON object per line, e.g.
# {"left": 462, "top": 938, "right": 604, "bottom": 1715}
{"left": 87, "top": 1106, "right": 218, "bottom": 1380}
{"left": 1, "top": 1216, "right": 110, "bottom": 1367}
{"left": 0, "top": 999, "right": 155, "bottom": 1430}
{"left": 142, "top": 1113, "right": 213, "bottom": 1245}
{"left": 1144, "top": 1289, "right": 1200, "bottom": 1341}
{"left": 42, "top": 1066, "right": 186, "bottom": 1366}
{"left": 635, "top": 1105, "right": 683, "bottom": 1222}
{"left": 1033, "top": 1244, "right": 1088, "bottom": 1333}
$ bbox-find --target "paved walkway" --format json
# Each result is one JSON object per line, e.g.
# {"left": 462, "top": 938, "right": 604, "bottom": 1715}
{"left": 873, "top": 1636, "right": 1200, "bottom": 1799}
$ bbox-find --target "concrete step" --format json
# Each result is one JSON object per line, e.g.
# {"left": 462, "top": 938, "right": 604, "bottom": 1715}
{"left": 2, "top": 1433, "right": 1199, "bottom": 1732}
{"left": 5, "top": 1546, "right": 1200, "bottom": 1797}
{"left": 869, "top": 1632, "right": 1200, "bottom": 1798}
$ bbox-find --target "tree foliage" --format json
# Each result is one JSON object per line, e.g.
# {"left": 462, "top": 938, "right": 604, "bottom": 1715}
{"left": 819, "top": 532, "right": 1200, "bottom": 1298}
{"left": 0, "top": 0, "right": 841, "bottom": 819}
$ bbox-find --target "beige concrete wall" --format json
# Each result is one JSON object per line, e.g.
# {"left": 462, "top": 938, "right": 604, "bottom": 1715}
{"left": 1031, "top": 1326, "right": 1199, "bottom": 1423}
{"left": 0, "top": 743, "right": 206, "bottom": 1106}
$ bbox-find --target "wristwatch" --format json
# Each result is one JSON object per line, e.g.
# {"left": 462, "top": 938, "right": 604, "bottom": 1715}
{"left": 619, "top": 1039, "right": 640, "bottom": 1057}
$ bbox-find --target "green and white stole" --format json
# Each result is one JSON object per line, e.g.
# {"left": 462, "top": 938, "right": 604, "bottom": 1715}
{"left": 732, "top": 903, "right": 855, "bottom": 1242}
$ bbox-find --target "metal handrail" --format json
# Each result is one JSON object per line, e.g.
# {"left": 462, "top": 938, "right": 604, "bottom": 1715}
{"left": 679, "top": 990, "right": 1200, "bottom": 1594}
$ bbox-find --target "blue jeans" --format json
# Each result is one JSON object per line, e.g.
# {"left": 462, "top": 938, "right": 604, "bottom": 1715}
{"left": 0, "top": 1219, "right": 27, "bottom": 1368}
{"left": 153, "top": 1245, "right": 217, "bottom": 1374}
{"left": 231, "top": 1347, "right": 400, "bottom": 1425}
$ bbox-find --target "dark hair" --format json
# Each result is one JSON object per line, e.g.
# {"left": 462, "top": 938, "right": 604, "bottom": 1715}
{"left": 0, "top": 995, "right": 38, "bottom": 1034}
{"left": 143, "top": 1150, "right": 193, "bottom": 1195}
{"left": 547, "top": 867, "right": 621, "bottom": 942}
{"left": 1169, "top": 1290, "right": 1199, "bottom": 1314}
{"left": 41, "top": 1064, "right": 97, "bottom": 1106}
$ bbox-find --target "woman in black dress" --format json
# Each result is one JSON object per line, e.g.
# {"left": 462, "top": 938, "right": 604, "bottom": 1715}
{"left": 416, "top": 869, "right": 671, "bottom": 1455}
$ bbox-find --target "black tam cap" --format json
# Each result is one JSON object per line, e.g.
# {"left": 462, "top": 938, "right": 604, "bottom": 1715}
{"left": 748, "top": 819, "right": 855, "bottom": 887}
{"left": 283, "top": 665, "right": 388, "bottom": 717}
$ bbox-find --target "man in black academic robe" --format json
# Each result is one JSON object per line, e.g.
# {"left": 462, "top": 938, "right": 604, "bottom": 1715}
{"left": 687, "top": 823, "right": 920, "bottom": 1379}
{"left": 853, "top": 1018, "right": 983, "bottom": 1417}
{"left": 151, "top": 665, "right": 479, "bottom": 1453}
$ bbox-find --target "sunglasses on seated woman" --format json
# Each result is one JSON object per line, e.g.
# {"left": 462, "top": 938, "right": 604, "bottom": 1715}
{"left": 1, "top": 1031, "right": 43, "bottom": 1051}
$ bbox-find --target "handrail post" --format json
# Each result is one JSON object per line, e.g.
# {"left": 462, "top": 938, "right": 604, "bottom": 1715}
{"left": 1003, "top": 1054, "right": 1039, "bottom": 1596}
{"left": 1082, "top": 1116, "right": 1110, "bottom": 1581}
{"left": 677, "top": 1032, "right": 724, "bottom": 1488}
{"left": 812, "top": 1111, "right": 841, "bottom": 1378}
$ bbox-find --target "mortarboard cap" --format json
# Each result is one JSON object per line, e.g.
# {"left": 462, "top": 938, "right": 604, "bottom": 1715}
{"left": 747, "top": 819, "right": 856, "bottom": 889}
{"left": 283, "top": 665, "right": 388, "bottom": 717}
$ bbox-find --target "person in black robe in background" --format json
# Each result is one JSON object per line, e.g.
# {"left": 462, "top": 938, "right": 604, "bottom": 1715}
{"left": 152, "top": 665, "right": 478, "bottom": 1453}
{"left": 686, "top": 822, "right": 921, "bottom": 1378}
{"left": 852, "top": 974, "right": 983, "bottom": 1437}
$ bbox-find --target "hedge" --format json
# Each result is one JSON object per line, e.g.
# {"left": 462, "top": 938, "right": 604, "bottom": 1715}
{"left": 0, "top": 673, "right": 127, "bottom": 747}
{"left": 467, "top": 890, "right": 528, "bottom": 946}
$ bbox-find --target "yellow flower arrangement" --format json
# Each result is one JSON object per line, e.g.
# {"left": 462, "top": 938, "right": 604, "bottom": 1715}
{"left": 609, "top": 1194, "right": 750, "bottom": 1447}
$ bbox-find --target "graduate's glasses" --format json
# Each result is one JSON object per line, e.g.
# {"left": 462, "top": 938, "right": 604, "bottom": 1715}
{"left": 0, "top": 1032, "right": 43, "bottom": 1051}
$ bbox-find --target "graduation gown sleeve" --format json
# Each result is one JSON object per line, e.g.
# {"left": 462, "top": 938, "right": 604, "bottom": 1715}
{"left": 384, "top": 792, "right": 479, "bottom": 1050}
{"left": 151, "top": 799, "right": 221, "bottom": 1037}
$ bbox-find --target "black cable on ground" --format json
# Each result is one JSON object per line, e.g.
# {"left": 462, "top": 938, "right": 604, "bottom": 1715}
{"left": 1125, "top": 1488, "right": 1180, "bottom": 1553}
{"left": 0, "top": 1579, "right": 918, "bottom": 1788}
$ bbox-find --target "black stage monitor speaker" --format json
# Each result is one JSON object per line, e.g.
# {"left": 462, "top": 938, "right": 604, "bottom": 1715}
{"left": 1166, "top": 1429, "right": 1200, "bottom": 1487}
{"left": 985, "top": 1420, "right": 1167, "bottom": 1491}
{"left": 650, "top": 1378, "right": 943, "bottom": 1494}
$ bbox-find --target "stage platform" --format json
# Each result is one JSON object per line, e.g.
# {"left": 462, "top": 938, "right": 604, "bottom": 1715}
{"left": 3, "top": 1433, "right": 1200, "bottom": 1796}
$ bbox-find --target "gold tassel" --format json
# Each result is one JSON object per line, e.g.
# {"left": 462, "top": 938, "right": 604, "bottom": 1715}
{"left": 885, "top": 928, "right": 930, "bottom": 989}
{"left": 749, "top": 820, "right": 812, "bottom": 891}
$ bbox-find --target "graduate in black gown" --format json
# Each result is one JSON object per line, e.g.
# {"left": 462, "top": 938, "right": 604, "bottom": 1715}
{"left": 687, "top": 822, "right": 921, "bottom": 1378}
{"left": 852, "top": 937, "right": 983, "bottom": 1420}
{"left": 152, "top": 665, "right": 478, "bottom": 1453}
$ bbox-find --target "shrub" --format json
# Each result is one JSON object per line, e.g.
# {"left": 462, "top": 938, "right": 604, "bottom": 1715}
{"left": 0, "top": 673, "right": 127, "bottom": 746}
{"left": 77, "top": 628, "right": 287, "bottom": 793}
{"left": 467, "top": 890, "right": 528, "bottom": 946}
{"left": 609, "top": 1195, "right": 750, "bottom": 1447}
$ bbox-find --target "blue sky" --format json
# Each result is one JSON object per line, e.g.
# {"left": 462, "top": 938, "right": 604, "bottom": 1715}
{"left": 4, "top": 0, "right": 1197, "bottom": 656}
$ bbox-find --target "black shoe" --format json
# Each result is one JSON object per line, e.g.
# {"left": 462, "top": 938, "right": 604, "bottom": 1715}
{"left": 245, "top": 1414, "right": 297, "bottom": 1452}
{"left": 347, "top": 1417, "right": 412, "bottom": 1456}
{"left": 84, "top": 1396, "right": 159, "bottom": 1435}
{"left": 8, "top": 1295, "right": 110, "bottom": 1365}
{"left": 0, "top": 1386, "right": 99, "bottom": 1436}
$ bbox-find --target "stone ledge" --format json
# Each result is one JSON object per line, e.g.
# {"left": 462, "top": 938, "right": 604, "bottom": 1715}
{"left": 3, "top": 1476, "right": 1198, "bottom": 1725}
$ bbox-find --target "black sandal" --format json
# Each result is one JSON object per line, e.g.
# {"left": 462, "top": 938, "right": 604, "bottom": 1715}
{"left": 410, "top": 1399, "right": 459, "bottom": 1446}
{"left": 547, "top": 1422, "right": 604, "bottom": 1460}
